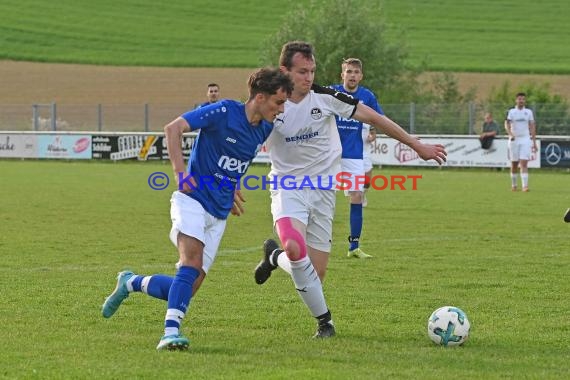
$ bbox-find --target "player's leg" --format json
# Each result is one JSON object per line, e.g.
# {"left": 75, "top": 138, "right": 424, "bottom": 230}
{"left": 263, "top": 216, "right": 334, "bottom": 338}
{"left": 510, "top": 161, "right": 519, "bottom": 191}
{"left": 303, "top": 188, "right": 336, "bottom": 337}
{"left": 509, "top": 139, "right": 520, "bottom": 191}
{"left": 101, "top": 192, "right": 211, "bottom": 319}
{"left": 255, "top": 189, "right": 334, "bottom": 338}
{"left": 343, "top": 159, "right": 371, "bottom": 258}
{"left": 362, "top": 156, "right": 373, "bottom": 208}
{"left": 519, "top": 160, "right": 529, "bottom": 191}
{"left": 519, "top": 139, "right": 532, "bottom": 191}
{"left": 101, "top": 271, "right": 173, "bottom": 318}
{"left": 254, "top": 188, "right": 307, "bottom": 283}
{"left": 156, "top": 232, "right": 203, "bottom": 350}
{"left": 363, "top": 170, "right": 372, "bottom": 207}
{"left": 157, "top": 192, "right": 221, "bottom": 350}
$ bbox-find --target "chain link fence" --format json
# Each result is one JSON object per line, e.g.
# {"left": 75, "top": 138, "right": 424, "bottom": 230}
{"left": 1, "top": 102, "right": 568, "bottom": 135}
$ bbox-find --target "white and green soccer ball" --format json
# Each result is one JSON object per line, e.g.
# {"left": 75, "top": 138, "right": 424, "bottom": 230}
{"left": 427, "top": 306, "right": 470, "bottom": 346}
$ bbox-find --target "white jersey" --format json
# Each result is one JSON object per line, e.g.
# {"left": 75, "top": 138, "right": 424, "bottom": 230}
{"left": 267, "top": 84, "right": 358, "bottom": 184}
{"left": 506, "top": 107, "right": 534, "bottom": 138}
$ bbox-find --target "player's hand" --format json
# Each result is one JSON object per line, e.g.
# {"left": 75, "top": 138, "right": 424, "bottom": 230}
{"left": 532, "top": 143, "right": 538, "bottom": 153}
{"left": 414, "top": 143, "right": 447, "bottom": 165}
{"left": 231, "top": 189, "right": 246, "bottom": 216}
{"left": 176, "top": 171, "right": 197, "bottom": 193}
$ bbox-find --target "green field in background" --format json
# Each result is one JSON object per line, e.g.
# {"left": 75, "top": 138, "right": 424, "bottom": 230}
{"left": 1, "top": 160, "right": 569, "bottom": 378}
{"left": 1, "top": 0, "right": 570, "bottom": 73}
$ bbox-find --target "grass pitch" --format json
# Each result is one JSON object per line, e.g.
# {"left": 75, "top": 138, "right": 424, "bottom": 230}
{"left": 2, "top": 0, "right": 570, "bottom": 73}
{"left": 1, "top": 160, "right": 569, "bottom": 379}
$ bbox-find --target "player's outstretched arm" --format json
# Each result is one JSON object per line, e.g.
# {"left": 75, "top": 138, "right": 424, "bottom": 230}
{"left": 164, "top": 117, "right": 193, "bottom": 192}
{"left": 352, "top": 104, "right": 447, "bottom": 164}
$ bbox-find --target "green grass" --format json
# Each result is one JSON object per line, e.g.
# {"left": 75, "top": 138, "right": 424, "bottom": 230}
{"left": 2, "top": 0, "right": 570, "bottom": 73}
{"left": 1, "top": 160, "right": 569, "bottom": 379}
{"left": 382, "top": 0, "right": 570, "bottom": 74}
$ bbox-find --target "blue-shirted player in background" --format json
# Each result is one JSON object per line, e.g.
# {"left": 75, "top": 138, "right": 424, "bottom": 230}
{"left": 197, "top": 83, "right": 221, "bottom": 108}
{"left": 101, "top": 67, "right": 292, "bottom": 350}
{"left": 331, "top": 58, "right": 383, "bottom": 259}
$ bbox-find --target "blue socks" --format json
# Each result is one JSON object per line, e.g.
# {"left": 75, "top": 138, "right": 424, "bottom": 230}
{"left": 349, "top": 203, "right": 363, "bottom": 250}
{"left": 131, "top": 275, "right": 173, "bottom": 301}
{"left": 165, "top": 266, "right": 200, "bottom": 333}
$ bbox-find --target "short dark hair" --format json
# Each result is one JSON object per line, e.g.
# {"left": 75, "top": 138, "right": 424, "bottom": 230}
{"left": 342, "top": 58, "right": 363, "bottom": 71}
{"left": 207, "top": 83, "right": 219, "bottom": 88}
{"left": 516, "top": 92, "right": 526, "bottom": 98}
{"left": 247, "top": 67, "right": 293, "bottom": 100}
{"left": 279, "top": 41, "right": 314, "bottom": 69}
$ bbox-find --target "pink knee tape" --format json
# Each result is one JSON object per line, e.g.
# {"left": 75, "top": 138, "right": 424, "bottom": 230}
{"left": 276, "top": 218, "right": 307, "bottom": 259}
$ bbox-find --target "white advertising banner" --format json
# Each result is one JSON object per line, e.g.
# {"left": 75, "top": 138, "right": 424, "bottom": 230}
{"left": 368, "top": 137, "right": 541, "bottom": 168}
{"left": 37, "top": 135, "right": 92, "bottom": 159}
{"left": 0, "top": 134, "right": 38, "bottom": 158}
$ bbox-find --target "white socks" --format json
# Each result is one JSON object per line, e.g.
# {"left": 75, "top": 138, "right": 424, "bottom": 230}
{"left": 289, "top": 256, "right": 328, "bottom": 318}
{"left": 521, "top": 173, "right": 529, "bottom": 188}
{"left": 511, "top": 173, "right": 518, "bottom": 188}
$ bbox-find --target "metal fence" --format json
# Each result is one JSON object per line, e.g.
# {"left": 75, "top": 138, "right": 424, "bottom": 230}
{"left": 1, "top": 102, "right": 568, "bottom": 135}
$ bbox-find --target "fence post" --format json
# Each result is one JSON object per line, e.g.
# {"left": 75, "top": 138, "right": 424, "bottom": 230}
{"left": 51, "top": 102, "right": 57, "bottom": 131}
{"left": 32, "top": 104, "right": 38, "bottom": 131}
{"left": 409, "top": 102, "right": 415, "bottom": 134}
{"left": 468, "top": 101, "right": 475, "bottom": 135}
{"left": 144, "top": 103, "right": 149, "bottom": 132}
{"left": 97, "top": 104, "right": 103, "bottom": 131}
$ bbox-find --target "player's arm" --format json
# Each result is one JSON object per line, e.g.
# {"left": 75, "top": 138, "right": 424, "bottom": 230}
{"left": 164, "top": 117, "right": 193, "bottom": 192}
{"left": 352, "top": 104, "right": 447, "bottom": 164}
{"left": 368, "top": 125, "right": 377, "bottom": 142}
{"left": 529, "top": 119, "right": 537, "bottom": 152}
{"left": 504, "top": 111, "right": 514, "bottom": 139}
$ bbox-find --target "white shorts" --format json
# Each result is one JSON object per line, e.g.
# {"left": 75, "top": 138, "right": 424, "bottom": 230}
{"left": 340, "top": 158, "right": 366, "bottom": 194}
{"left": 270, "top": 188, "right": 336, "bottom": 252}
{"left": 508, "top": 137, "right": 532, "bottom": 162}
{"left": 169, "top": 191, "right": 227, "bottom": 273}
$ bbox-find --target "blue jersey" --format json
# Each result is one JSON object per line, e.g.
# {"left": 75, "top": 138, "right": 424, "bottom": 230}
{"left": 181, "top": 100, "right": 272, "bottom": 219}
{"left": 331, "top": 84, "right": 383, "bottom": 159}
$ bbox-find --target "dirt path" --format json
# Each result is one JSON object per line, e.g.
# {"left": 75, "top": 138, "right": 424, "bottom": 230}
{"left": 2, "top": 60, "right": 570, "bottom": 105}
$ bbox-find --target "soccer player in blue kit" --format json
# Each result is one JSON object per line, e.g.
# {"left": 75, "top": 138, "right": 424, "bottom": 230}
{"left": 331, "top": 58, "right": 383, "bottom": 259}
{"left": 101, "top": 67, "right": 293, "bottom": 350}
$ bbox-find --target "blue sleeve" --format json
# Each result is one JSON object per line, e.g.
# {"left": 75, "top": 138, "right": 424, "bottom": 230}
{"left": 181, "top": 101, "right": 229, "bottom": 131}
{"left": 365, "top": 90, "right": 384, "bottom": 115}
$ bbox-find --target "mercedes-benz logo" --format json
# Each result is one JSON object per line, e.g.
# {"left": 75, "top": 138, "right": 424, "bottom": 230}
{"left": 545, "top": 143, "right": 562, "bottom": 165}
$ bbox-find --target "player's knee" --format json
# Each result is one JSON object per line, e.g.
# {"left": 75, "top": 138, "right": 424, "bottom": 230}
{"left": 283, "top": 239, "right": 305, "bottom": 260}
{"left": 178, "top": 251, "right": 203, "bottom": 269}
{"left": 276, "top": 218, "right": 307, "bottom": 260}
{"left": 350, "top": 191, "right": 363, "bottom": 203}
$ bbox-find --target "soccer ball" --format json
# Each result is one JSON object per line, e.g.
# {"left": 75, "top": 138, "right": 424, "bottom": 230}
{"left": 427, "top": 306, "right": 470, "bottom": 346}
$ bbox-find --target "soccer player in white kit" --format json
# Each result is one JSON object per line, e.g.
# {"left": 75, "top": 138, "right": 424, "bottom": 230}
{"left": 101, "top": 68, "right": 292, "bottom": 350}
{"left": 253, "top": 41, "right": 447, "bottom": 338}
{"left": 505, "top": 92, "right": 537, "bottom": 192}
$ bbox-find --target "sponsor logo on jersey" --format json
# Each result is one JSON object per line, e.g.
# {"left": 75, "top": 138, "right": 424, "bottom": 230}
{"left": 225, "top": 136, "right": 237, "bottom": 144}
{"left": 285, "top": 131, "right": 319, "bottom": 143}
{"left": 310, "top": 108, "right": 322, "bottom": 120}
{"left": 218, "top": 155, "right": 250, "bottom": 173}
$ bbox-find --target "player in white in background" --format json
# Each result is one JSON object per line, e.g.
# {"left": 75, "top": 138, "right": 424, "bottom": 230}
{"left": 505, "top": 92, "right": 537, "bottom": 192}
{"left": 252, "top": 41, "right": 447, "bottom": 339}
{"left": 362, "top": 123, "right": 377, "bottom": 207}
{"left": 331, "top": 57, "right": 383, "bottom": 258}
{"left": 101, "top": 68, "right": 292, "bottom": 350}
